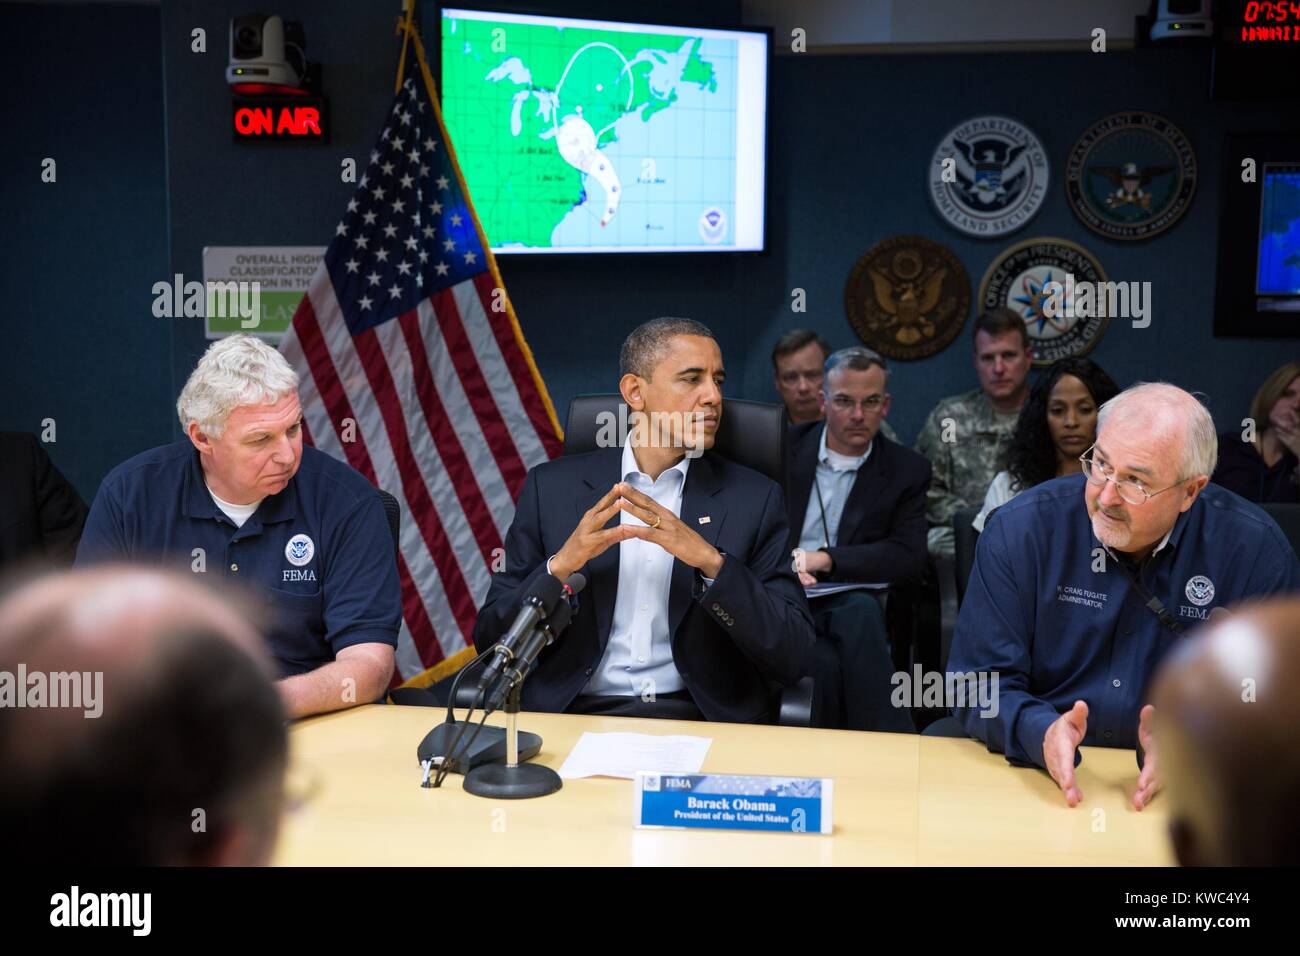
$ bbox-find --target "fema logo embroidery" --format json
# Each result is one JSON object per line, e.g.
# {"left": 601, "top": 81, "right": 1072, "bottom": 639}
{"left": 929, "top": 116, "right": 1049, "bottom": 237}
{"left": 285, "top": 534, "right": 315, "bottom": 567}
{"left": 1185, "top": 575, "right": 1215, "bottom": 607}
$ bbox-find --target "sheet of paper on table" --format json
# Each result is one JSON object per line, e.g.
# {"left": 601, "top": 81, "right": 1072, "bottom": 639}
{"left": 557, "top": 732, "right": 713, "bottom": 780}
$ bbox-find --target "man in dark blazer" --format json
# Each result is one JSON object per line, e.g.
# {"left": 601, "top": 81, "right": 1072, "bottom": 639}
{"left": 0, "top": 431, "right": 88, "bottom": 571}
{"left": 473, "top": 318, "right": 814, "bottom": 724}
{"left": 785, "top": 347, "right": 931, "bottom": 731}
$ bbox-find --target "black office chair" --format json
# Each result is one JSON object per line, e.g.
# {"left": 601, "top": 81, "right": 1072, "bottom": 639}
{"left": 953, "top": 505, "right": 982, "bottom": 606}
{"left": 936, "top": 505, "right": 982, "bottom": 675}
{"left": 562, "top": 394, "right": 813, "bottom": 727}
{"left": 1262, "top": 503, "right": 1300, "bottom": 558}
{"left": 561, "top": 394, "right": 789, "bottom": 491}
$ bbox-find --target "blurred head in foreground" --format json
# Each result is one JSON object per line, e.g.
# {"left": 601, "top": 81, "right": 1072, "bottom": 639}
{"left": 0, "top": 566, "right": 287, "bottom": 865}
{"left": 1153, "top": 598, "right": 1300, "bottom": 866}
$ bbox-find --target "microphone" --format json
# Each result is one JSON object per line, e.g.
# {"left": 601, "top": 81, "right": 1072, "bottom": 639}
{"left": 484, "top": 573, "right": 586, "bottom": 712}
{"left": 475, "top": 571, "right": 570, "bottom": 698}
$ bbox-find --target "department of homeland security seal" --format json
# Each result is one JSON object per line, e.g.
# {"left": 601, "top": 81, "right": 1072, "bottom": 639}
{"left": 285, "top": 533, "right": 315, "bottom": 567}
{"left": 1065, "top": 112, "right": 1196, "bottom": 241}
{"left": 844, "top": 235, "right": 970, "bottom": 361}
{"left": 929, "top": 115, "right": 1049, "bottom": 237}
{"left": 977, "top": 237, "right": 1110, "bottom": 366}
{"left": 1185, "top": 575, "right": 1215, "bottom": 607}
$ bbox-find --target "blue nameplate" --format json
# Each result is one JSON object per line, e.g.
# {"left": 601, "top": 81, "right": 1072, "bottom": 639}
{"left": 634, "top": 771, "right": 833, "bottom": 834}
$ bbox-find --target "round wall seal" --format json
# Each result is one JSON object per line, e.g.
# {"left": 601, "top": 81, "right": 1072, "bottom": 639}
{"left": 845, "top": 235, "right": 970, "bottom": 361}
{"left": 1065, "top": 111, "right": 1196, "bottom": 241}
{"left": 977, "top": 237, "right": 1110, "bottom": 366}
{"left": 929, "top": 115, "right": 1049, "bottom": 237}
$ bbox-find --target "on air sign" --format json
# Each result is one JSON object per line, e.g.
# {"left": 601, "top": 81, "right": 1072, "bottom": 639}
{"left": 232, "top": 97, "right": 329, "bottom": 142}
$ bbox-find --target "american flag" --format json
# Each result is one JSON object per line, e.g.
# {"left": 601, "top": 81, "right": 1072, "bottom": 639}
{"left": 279, "top": 66, "right": 563, "bottom": 686}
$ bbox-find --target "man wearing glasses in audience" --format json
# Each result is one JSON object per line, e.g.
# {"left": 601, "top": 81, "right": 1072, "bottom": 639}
{"left": 947, "top": 382, "right": 1300, "bottom": 807}
{"left": 786, "top": 347, "right": 930, "bottom": 731}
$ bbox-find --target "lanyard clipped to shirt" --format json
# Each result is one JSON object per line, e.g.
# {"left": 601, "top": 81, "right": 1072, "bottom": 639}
{"left": 1111, "top": 551, "right": 1185, "bottom": 637}
{"left": 812, "top": 474, "right": 832, "bottom": 550}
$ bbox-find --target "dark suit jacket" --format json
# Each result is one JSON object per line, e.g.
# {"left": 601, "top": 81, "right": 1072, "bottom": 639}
{"left": 0, "top": 432, "right": 88, "bottom": 570}
{"left": 785, "top": 423, "right": 931, "bottom": 586}
{"left": 472, "top": 448, "right": 815, "bottom": 724}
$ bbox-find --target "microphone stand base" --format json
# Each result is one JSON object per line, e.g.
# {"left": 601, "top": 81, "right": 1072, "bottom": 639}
{"left": 463, "top": 761, "right": 563, "bottom": 800}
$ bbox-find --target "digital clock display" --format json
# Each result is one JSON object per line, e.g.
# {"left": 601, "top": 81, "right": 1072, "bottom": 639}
{"left": 1229, "top": 1, "right": 1300, "bottom": 43}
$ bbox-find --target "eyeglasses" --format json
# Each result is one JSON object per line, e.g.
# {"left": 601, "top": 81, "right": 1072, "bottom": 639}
{"left": 829, "top": 395, "right": 886, "bottom": 414}
{"left": 1078, "top": 444, "right": 1180, "bottom": 506}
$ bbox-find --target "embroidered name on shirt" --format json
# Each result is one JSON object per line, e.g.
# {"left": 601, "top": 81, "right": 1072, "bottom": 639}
{"left": 1057, "top": 584, "right": 1108, "bottom": 610}
{"left": 283, "top": 569, "right": 318, "bottom": 582}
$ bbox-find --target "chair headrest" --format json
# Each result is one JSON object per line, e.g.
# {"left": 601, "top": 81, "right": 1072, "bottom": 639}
{"left": 563, "top": 394, "right": 788, "bottom": 488}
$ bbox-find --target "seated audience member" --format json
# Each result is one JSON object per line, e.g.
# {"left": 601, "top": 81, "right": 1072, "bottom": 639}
{"left": 1212, "top": 361, "right": 1300, "bottom": 503}
{"left": 772, "top": 329, "right": 831, "bottom": 426}
{"left": 948, "top": 382, "right": 1300, "bottom": 807}
{"left": 0, "top": 431, "right": 88, "bottom": 571}
{"left": 915, "top": 308, "right": 1032, "bottom": 560}
{"left": 772, "top": 329, "right": 899, "bottom": 440}
{"left": 1152, "top": 597, "right": 1300, "bottom": 866}
{"left": 76, "top": 334, "right": 401, "bottom": 718}
{"left": 0, "top": 566, "right": 287, "bottom": 866}
{"left": 474, "top": 317, "right": 815, "bottom": 723}
{"left": 974, "top": 358, "right": 1119, "bottom": 531}
{"left": 787, "top": 347, "right": 929, "bottom": 731}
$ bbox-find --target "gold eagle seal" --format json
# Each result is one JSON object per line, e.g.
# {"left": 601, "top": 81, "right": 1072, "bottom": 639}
{"left": 844, "top": 235, "right": 970, "bottom": 360}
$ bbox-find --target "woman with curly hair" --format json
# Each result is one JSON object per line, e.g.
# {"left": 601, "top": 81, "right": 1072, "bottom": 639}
{"left": 1212, "top": 361, "right": 1300, "bottom": 504}
{"left": 973, "top": 357, "right": 1120, "bottom": 532}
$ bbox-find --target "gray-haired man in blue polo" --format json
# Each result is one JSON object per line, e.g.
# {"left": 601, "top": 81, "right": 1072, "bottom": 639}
{"left": 77, "top": 335, "right": 401, "bottom": 718}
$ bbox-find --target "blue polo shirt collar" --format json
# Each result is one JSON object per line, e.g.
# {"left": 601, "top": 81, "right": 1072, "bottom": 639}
{"left": 181, "top": 448, "right": 297, "bottom": 527}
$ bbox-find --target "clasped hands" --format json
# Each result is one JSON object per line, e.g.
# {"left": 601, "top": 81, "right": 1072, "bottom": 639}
{"left": 548, "top": 482, "right": 723, "bottom": 581}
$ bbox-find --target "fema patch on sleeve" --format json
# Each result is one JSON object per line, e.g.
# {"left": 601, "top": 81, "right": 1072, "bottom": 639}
{"left": 285, "top": 533, "right": 315, "bottom": 567}
{"left": 1184, "top": 575, "right": 1214, "bottom": 607}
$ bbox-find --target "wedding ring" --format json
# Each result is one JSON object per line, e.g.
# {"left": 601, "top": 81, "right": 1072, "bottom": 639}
{"left": 651, "top": 513, "right": 662, "bottom": 529}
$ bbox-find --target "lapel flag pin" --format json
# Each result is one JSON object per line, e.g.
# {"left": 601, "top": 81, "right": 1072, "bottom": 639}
{"left": 698, "top": 516, "right": 711, "bottom": 525}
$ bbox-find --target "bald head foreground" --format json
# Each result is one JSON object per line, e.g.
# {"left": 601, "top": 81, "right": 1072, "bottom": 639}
{"left": 1153, "top": 598, "right": 1300, "bottom": 866}
{"left": 0, "top": 567, "right": 287, "bottom": 866}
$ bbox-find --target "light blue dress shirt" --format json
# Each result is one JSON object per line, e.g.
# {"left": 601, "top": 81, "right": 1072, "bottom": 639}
{"left": 798, "top": 428, "right": 871, "bottom": 552}
{"left": 583, "top": 442, "right": 690, "bottom": 697}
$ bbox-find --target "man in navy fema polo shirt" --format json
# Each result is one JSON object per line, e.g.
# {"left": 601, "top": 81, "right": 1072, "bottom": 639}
{"left": 949, "top": 382, "right": 1300, "bottom": 809}
{"left": 76, "top": 334, "right": 401, "bottom": 718}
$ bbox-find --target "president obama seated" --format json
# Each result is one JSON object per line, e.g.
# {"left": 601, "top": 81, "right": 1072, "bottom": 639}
{"left": 473, "top": 318, "right": 815, "bottom": 723}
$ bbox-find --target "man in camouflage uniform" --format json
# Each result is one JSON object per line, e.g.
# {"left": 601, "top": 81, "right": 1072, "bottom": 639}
{"left": 914, "top": 309, "right": 1033, "bottom": 560}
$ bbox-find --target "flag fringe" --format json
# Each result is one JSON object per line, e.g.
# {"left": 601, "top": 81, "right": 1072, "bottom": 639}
{"left": 395, "top": 644, "right": 477, "bottom": 690}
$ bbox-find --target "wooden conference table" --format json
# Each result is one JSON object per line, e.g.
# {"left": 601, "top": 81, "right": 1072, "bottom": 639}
{"left": 273, "top": 704, "right": 1173, "bottom": 866}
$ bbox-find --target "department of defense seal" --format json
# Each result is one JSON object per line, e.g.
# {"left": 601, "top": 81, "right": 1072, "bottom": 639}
{"left": 978, "top": 237, "right": 1110, "bottom": 365}
{"left": 845, "top": 236, "right": 970, "bottom": 361}
{"left": 930, "top": 115, "right": 1049, "bottom": 237}
{"left": 1065, "top": 111, "right": 1196, "bottom": 241}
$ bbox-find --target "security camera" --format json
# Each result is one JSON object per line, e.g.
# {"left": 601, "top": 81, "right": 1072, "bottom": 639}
{"left": 225, "top": 14, "right": 307, "bottom": 90}
{"left": 1149, "top": 0, "right": 1212, "bottom": 42}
